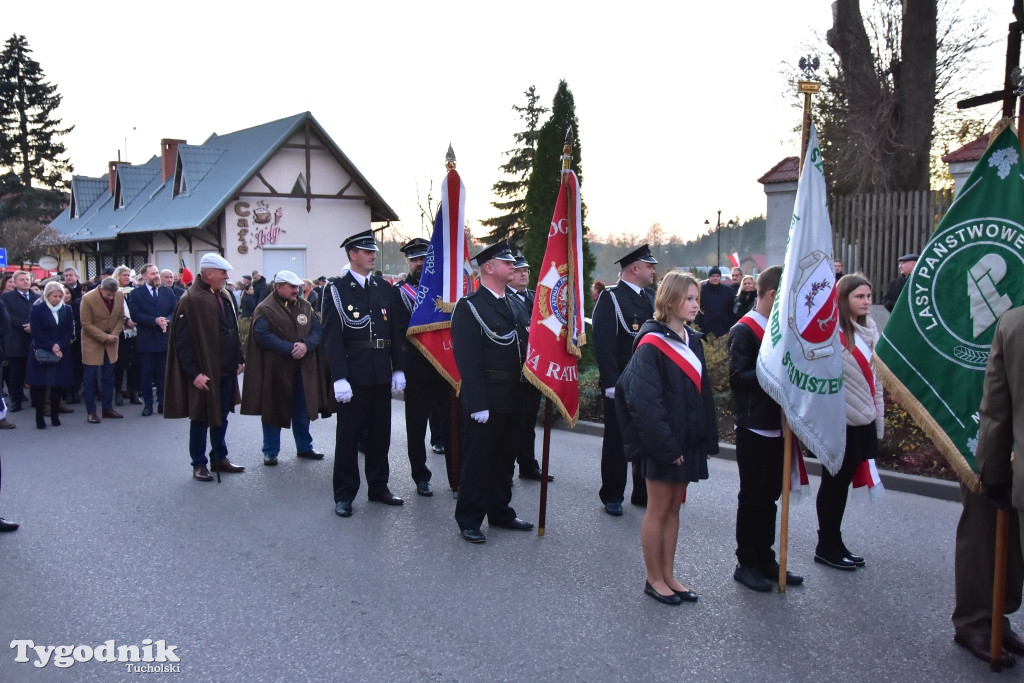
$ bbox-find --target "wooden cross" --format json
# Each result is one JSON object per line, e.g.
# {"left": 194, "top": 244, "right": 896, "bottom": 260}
{"left": 958, "top": 1, "right": 1024, "bottom": 117}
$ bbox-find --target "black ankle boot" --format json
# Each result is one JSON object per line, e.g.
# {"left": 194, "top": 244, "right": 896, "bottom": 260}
{"left": 814, "top": 531, "right": 856, "bottom": 571}
{"left": 50, "top": 410, "right": 61, "bottom": 427}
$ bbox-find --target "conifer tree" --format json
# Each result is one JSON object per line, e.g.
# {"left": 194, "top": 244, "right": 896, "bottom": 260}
{"left": 481, "top": 86, "right": 547, "bottom": 244}
{"left": 0, "top": 34, "right": 74, "bottom": 190}
{"left": 522, "top": 80, "right": 596, "bottom": 312}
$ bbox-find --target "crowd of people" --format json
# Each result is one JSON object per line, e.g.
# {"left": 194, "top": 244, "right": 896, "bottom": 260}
{"left": 1, "top": 244, "right": 1019, "bottom": 671}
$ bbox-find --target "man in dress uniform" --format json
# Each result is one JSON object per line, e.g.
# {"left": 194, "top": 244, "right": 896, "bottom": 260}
{"left": 451, "top": 240, "right": 534, "bottom": 543}
{"left": 591, "top": 244, "right": 657, "bottom": 515}
{"left": 393, "top": 237, "right": 451, "bottom": 496}
{"left": 322, "top": 230, "right": 406, "bottom": 518}
{"left": 241, "top": 270, "right": 331, "bottom": 466}
{"left": 164, "top": 253, "right": 246, "bottom": 482}
{"left": 505, "top": 250, "right": 551, "bottom": 483}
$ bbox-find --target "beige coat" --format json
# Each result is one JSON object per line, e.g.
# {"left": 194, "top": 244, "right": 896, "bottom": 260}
{"left": 80, "top": 288, "right": 125, "bottom": 365}
{"left": 843, "top": 316, "right": 884, "bottom": 437}
{"left": 977, "top": 307, "right": 1024, "bottom": 509}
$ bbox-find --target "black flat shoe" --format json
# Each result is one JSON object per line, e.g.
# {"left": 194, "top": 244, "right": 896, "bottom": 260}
{"left": 368, "top": 492, "right": 404, "bottom": 506}
{"left": 492, "top": 517, "right": 533, "bottom": 531}
{"left": 673, "top": 588, "right": 699, "bottom": 602}
{"left": 644, "top": 581, "right": 682, "bottom": 605}
{"left": 334, "top": 501, "right": 353, "bottom": 517}
{"left": 814, "top": 552, "right": 857, "bottom": 571}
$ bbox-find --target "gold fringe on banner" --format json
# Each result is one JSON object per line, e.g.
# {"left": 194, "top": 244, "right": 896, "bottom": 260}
{"left": 406, "top": 325, "right": 461, "bottom": 394}
{"left": 875, "top": 358, "right": 980, "bottom": 492}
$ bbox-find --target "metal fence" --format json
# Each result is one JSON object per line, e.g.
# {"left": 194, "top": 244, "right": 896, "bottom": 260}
{"left": 831, "top": 188, "right": 955, "bottom": 297}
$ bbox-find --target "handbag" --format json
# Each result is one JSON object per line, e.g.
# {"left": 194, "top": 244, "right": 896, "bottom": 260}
{"left": 34, "top": 348, "right": 60, "bottom": 365}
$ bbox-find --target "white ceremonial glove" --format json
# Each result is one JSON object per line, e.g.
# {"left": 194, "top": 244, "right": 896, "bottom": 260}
{"left": 604, "top": 387, "right": 615, "bottom": 399}
{"left": 334, "top": 379, "right": 353, "bottom": 403}
{"left": 391, "top": 370, "right": 407, "bottom": 392}
{"left": 470, "top": 410, "right": 490, "bottom": 424}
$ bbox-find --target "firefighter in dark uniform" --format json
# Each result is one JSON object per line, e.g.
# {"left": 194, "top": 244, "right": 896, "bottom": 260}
{"left": 452, "top": 240, "right": 534, "bottom": 543}
{"left": 322, "top": 230, "right": 406, "bottom": 518}
{"left": 505, "top": 250, "right": 552, "bottom": 482}
{"left": 592, "top": 244, "right": 658, "bottom": 515}
{"left": 393, "top": 237, "right": 453, "bottom": 497}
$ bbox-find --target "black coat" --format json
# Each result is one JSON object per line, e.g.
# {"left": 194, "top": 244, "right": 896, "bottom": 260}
{"left": 727, "top": 316, "right": 781, "bottom": 431}
{"left": 592, "top": 283, "right": 654, "bottom": 390}
{"left": 451, "top": 286, "right": 528, "bottom": 414}
{"left": 615, "top": 320, "right": 718, "bottom": 469}
{"left": 25, "top": 302, "right": 74, "bottom": 387}
{"left": 321, "top": 272, "right": 402, "bottom": 387}
{"left": 1, "top": 289, "right": 39, "bottom": 357}
{"left": 0, "top": 298, "right": 9, "bottom": 357}
{"left": 392, "top": 274, "right": 444, "bottom": 383}
{"left": 695, "top": 282, "right": 736, "bottom": 338}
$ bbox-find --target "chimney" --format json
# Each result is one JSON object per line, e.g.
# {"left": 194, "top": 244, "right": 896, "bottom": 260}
{"left": 161, "top": 138, "right": 186, "bottom": 182}
{"left": 108, "top": 161, "right": 119, "bottom": 195}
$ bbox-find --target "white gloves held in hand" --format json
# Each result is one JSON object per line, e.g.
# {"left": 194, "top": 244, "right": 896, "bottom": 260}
{"left": 391, "top": 370, "right": 406, "bottom": 392}
{"left": 334, "top": 379, "right": 353, "bottom": 403}
{"left": 604, "top": 387, "right": 615, "bottom": 399}
{"left": 470, "top": 410, "right": 490, "bottom": 424}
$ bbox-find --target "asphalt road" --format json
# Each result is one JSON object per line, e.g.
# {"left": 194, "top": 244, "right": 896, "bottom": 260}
{"left": 0, "top": 398, "right": 994, "bottom": 682}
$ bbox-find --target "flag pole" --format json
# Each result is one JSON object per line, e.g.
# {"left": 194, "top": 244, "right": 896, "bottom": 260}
{"left": 445, "top": 147, "right": 461, "bottom": 498}
{"left": 536, "top": 128, "right": 574, "bottom": 536}
{"left": 778, "top": 75, "right": 822, "bottom": 592}
{"left": 990, "top": 508, "right": 1010, "bottom": 671}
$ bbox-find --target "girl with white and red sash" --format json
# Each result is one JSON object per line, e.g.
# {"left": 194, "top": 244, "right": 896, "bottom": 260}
{"left": 813, "top": 273, "right": 884, "bottom": 571}
{"left": 615, "top": 272, "right": 718, "bottom": 605}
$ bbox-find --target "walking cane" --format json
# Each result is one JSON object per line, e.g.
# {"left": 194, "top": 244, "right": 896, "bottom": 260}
{"left": 990, "top": 507, "right": 1010, "bottom": 672}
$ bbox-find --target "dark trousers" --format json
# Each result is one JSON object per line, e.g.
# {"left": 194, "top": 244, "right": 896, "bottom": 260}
{"left": 599, "top": 396, "right": 646, "bottom": 504}
{"left": 30, "top": 385, "right": 63, "bottom": 423}
{"left": 516, "top": 384, "right": 543, "bottom": 472}
{"left": 137, "top": 351, "right": 167, "bottom": 409}
{"left": 815, "top": 447, "right": 860, "bottom": 552}
{"left": 83, "top": 357, "right": 114, "bottom": 414}
{"left": 333, "top": 384, "right": 392, "bottom": 503}
{"left": 454, "top": 409, "right": 519, "bottom": 531}
{"left": 404, "top": 376, "right": 452, "bottom": 485}
{"left": 188, "top": 372, "right": 236, "bottom": 468}
{"left": 5, "top": 357, "right": 27, "bottom": 407}
{"left": 952, "top": 484, "right": 1024, "bottom": 637}
{"left": 735, "top": 429, "right": 785, "bottom": 567}
{"left": 65, "top": 341, "right": 83, "bottom": 401}
{"left": 114, "top": 335, "right": 138, "bottom": 397}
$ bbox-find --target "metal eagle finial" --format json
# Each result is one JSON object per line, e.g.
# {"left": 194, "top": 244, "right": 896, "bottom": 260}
{"left": 445, "top": 144, "right": 456, "bottom": 170}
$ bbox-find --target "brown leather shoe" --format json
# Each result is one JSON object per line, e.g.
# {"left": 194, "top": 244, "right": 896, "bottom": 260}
{"left": 192, "top": 466, "right": 213, "bottom": 482}
{"left": 210, "top": 458, "right": 245, "bottom": 473}
{"left": 101, "top": 409, "right": 123, "bottom": 419}
{"left": 58, "top": 404, "right": 74, "bottom": 414}
{"left": 0, "top": 418, "right": 15, "bottom": 429}
{"left": 87, "top": 413, "right": 101, "bottom": 424}
{"left": 954, "top": 633, "right": 1016, "bottom": 668}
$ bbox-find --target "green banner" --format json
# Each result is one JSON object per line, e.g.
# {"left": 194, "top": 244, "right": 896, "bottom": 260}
{"left": 876, "top": 125, "right": 1024, "bottom": 488}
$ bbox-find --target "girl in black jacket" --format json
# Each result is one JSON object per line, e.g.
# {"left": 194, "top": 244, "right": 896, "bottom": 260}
{"left": 615, "top": 271, "right": 718, "bottom": 605}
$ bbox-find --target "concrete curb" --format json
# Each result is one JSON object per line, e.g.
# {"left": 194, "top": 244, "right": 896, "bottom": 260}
{"left": 551, "top": 418, "right": 961, "bottom": 503}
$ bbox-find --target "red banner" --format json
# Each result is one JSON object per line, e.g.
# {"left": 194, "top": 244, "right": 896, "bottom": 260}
{"left": 523, "top": 170, "right": 586, "bottom": 426}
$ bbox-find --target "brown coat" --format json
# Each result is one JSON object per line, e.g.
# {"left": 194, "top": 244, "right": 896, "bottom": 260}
{"left": 977, "top": 307, "right": 1024, "bottom": 509}
{"left": 163, "top": 279, "right": 242, "bottom": 426}
{"left": 79, "top": 288, "right": 125, "bottom": 365}
{"left": 240, "top": 293, "right": 333, "bottom": 428}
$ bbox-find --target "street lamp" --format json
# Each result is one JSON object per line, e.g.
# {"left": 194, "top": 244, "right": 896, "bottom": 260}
{"left": 705, "top": 211, "right": 738, "bottom": 267}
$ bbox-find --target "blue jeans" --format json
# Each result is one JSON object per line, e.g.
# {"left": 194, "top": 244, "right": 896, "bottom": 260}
{"left": 83, "top": 357, "right": 114, "bottom": 414}
{"left": 189, "top": 372, "right": 236, "bottom": 468}
{"left": 261, "top": 374, "right": 313, "bottom": 456}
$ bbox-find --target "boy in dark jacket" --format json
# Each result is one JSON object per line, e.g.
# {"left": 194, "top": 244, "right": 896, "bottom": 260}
{"left": 727, "top": 265, "right": 804, "bottom": 591}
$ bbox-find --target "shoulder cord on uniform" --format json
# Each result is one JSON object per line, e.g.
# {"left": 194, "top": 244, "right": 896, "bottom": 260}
{"left": 464, "top": 300, "right": 518, "bottom": 346}
{"left": 329, "top": 281, "right": 371, "bottom": 330}
{"left": 608, "top": 289, "right": 639, "bottom": 338}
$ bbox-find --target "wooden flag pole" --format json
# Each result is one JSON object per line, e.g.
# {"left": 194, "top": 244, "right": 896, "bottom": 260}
{"left": 778, "top": 70, "right": 821, "bottom": 592}
{"left": 449, "top": 387, "right": 459, "bottom": 497}
{"left": 538, "top": 398, "right": 553, "bottom": 536}
{"left": 990, "top": 508, "right": 1010, "bottom": 672}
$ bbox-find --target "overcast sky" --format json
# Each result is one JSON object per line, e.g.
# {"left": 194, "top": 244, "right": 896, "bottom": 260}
{"left": 4, "top": 0, "right": 1009, "bottom": 248}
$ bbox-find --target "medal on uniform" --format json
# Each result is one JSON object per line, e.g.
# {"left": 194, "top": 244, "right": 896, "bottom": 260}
{"left": 382, "top": 307, "right": 387, "bottom": 321}
{"left": 632, "top": 323, "right": 639, "bottom": 330}
{"left": 347, "top": 305, "right": 354, "bottom": 311}
{"left": 354, "top": 312, "right": 360, "bottom": 318}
